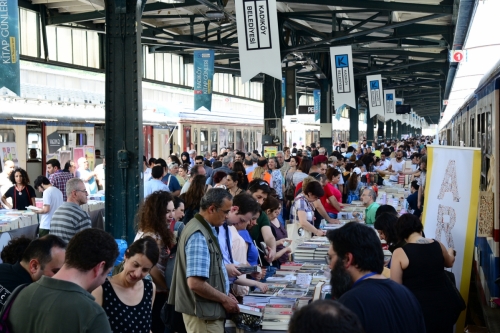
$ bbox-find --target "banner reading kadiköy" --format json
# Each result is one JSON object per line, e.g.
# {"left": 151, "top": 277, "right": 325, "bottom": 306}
{"left": 330, "top": 46, "right": 356, "bottom": 109}
{"left": 0, "top": 0, "right": 20, "bottom": 96}
{"left": 313, "top": 89, "right": 320, "bottom": 122}
{"left": 384, "top": 89, "right": 396, "bottom": 121}
{"left": 422, "top": 145, "right": 481, "bottom": 333}
{"left": 193, "top": 50, "right": 214, "bottom": 112}
{"left": 235, "top": 0, "right": 281, "bottom": 83}
{"left": 366, "top": 74, "right": 384, "bottom": 121}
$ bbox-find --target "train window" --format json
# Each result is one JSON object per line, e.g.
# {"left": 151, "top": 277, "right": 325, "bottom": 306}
{"left": 243, "top": 129, "right": 249, "bottom": 152}
{"left": 256, "top": 130, "right": 262, "bottom": 153}
{"left": 236, "top": 130, "right": 243, "bottom": 152}
{"left": 184, "top": 126, "right": 191, "bottom": 152}
{"left": 210, "top": 129, "right": 218, "bottom": 153}
{"left": 227, "top": 129, "right": 234, "bottom": 150}
{"left": 200, "top": 130, "right": 208, "bottom": 155}
{"left": 250, "top": 131, "right": 255, "bottom": 151}
{"left": 0, "top": 130, "right": 16, "bottom": 142}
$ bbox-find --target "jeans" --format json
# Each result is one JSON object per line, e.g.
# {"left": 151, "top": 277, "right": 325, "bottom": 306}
{"left": 327, "top": 212, "right": 338, "bottom": 219}
{"left": 262, "top": 266, "right": 277, "bottom": 282}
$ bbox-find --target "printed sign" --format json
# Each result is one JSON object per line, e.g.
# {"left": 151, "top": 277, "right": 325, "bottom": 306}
{"left": 330, "top": 46, "right": 356, "bottom": 109}
{"left": 47, "top": 131, "right": 62, "bottom": 154}
{"left": 422, "top": 145, "right": 481, "bottom": 332}
{"left": 235, "top": 0, "right": 281, "bottom": 82}
{"left": 394, "top": 98, "right": 403, "bottom": 124}
{"left": 313, "top": 89, "right": 320, "bottom": 122}
{"left": 366, "top": 74, "right": 384, "bottom": 120}
{"left": 0, "top": 0, "right": 20, "bottom": 96}
{"left": 193, "top": 50, "right": 214, "bottom": 112}
{"left": 384, "top": 89, "right": 396, "bottom": 121}
{"left": 298, "top": 105, "right": 314, "bottom": 114}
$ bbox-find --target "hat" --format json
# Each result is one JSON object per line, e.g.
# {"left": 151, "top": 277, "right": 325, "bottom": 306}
{"left": 188, "top": 149, "right": 196, "bottom": 155}
{"left": 353, "top": 167, "right": 362, "bottom": 175}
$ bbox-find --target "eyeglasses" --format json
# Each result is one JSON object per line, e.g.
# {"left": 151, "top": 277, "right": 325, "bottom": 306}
{"left": 75, "top": 189, "right": 88, "bottom": 194}
{"left": 195, "top": 162, "right": 203, "bottom": 165}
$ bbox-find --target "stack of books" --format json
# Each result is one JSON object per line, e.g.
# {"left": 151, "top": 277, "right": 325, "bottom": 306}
{"left": 261, "top": 300, "right": 296, "bottom": 330}
{"left": 293, "top": 243, "right": 319, "bottom": 261}
{"left": 277, "top": 287, "right": 308, "bottom": 298}
{"left": 280, "top": 262, "right": 304, "bottom": 271}
{"left": 248, "top": 285, "right": 285, "bottom": 297}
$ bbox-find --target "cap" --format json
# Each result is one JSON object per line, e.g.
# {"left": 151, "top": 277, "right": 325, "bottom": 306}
{"left": 353, "top": 167, "right": 362, "bottom": 175}
{"left": 188, "top": 149, "right": 196, "bottom": 154}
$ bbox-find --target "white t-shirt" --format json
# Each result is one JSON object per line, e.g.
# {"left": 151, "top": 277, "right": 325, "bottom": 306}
{"left": 40, "top": 186, "right": 64, "bottom": 230}
{"left": 378, "top": 159, "right": 390, "bottom": 171}
{"left": 389, "top": 158, "right": 405, "bottom": 182}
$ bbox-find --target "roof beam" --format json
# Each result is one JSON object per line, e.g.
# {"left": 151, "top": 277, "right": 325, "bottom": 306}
{"left": 277, "top": 0, "right": 453, "bottom": 14}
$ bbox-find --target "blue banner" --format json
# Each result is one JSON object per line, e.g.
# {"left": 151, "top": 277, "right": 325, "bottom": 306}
{"left": 281, "top": 77, "right": 286, "bottom": 117}
{"left": 313, "top": 89, "right": 320, "bottom": 122}
{"left": 193, "top": 50, "right": 214, "bottom": 111}
{"left": 0, "top": 0, "right": 20, "bottom": 96}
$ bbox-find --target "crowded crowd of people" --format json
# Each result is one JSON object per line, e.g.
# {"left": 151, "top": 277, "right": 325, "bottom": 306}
{"left": 0, "top": 135, "right": 463, "bottom": 333}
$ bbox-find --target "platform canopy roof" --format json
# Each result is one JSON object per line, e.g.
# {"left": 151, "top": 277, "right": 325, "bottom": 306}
{"left": 20, "top": 0, "right": 475, "bottom": 124}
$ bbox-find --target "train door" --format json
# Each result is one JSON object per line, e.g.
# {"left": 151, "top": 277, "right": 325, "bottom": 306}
{"left": 200, "top": 128, "right": 209, "bottom": 156}
{"left": 236, "top": 129, "right": 243, "bottom": 152}
{"left": 243, "top": 129, "right": 249, "bottom": 152}
{"left": 227, "top": 129, "right": 235, "bottom": 151}
{"left": 210, "top": 128, "right": 218, "bottom": 153}
{"left": 219, "top": 128, "right": 227, "bottom": 151}
{"left": 183, "top": 125, "right": 191, "bottom": 152}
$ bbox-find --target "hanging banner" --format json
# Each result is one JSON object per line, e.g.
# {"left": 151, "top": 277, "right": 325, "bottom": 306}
{"left": 394, "top": 98, "right": 403, "bottom": 124}
{"left": 235, "top": 0, "right": 281, "bottom": 82}
{"left": 330, "top": 46, "right": 356, "bottom": 109}
{"left": 313, "top": 89, "right": 321, "bottom": 122}
{"left": 366, "top": 74, "right": 384, "bottom": 121}
{"left": 281, "top": 77, "right": 286, "bottom": 117}
{"left": 193, "top": 50, "right": 214, "bottom": 112}
{"left": 384, "top": 89, "right": 396, "bottom": 121}
{"left": 422, "top": 145, "right": 481, "bottom": 333}
{"left": 0, "top": 0, "right": 20, "bottom": 96}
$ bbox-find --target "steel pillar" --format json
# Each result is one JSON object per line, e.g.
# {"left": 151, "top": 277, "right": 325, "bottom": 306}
{"left": 366, "top": 112, "right": 374, "bottom": 146}
{"left": 393, "top": 120, "right": 398, "bottom": 140}
{"left": 398, "top": 121, "right": 403, "bottom": 139}
{"left": 386, "top": 120, "right": 392, "bottom": 140}
{"left": 104, "top": 0, "right": 145, "bottom": 244}
{"left": 319, "top": 79, "right": 332, "bottom": 153}
{"left": 263, "top": 75, "right": 282, "bottom": 151}
{"left": 349, "top": 107, "right": 359, "bottom": 142}
{"left": 377, "top": 119, "right": 385, "bottom": 140}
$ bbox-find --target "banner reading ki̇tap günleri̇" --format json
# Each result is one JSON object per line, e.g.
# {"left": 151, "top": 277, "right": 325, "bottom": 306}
{"left": 0, "top": 0, "right": 20, "bottom": 96}
{"left": 422, "top": 145, "right": 481, "bottom": 333}
{"left": 235, "top": 0, "right": 282, "bottom": 83}
{"left": 193, "top": 50, "right": 214, "bottom": 112}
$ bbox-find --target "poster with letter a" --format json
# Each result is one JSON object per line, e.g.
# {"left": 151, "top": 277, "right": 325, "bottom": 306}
{"left": 330, "top": 46, "right": 356, "bottom": 109}
{"left": 235, "top": 0, "right": 281, "bottom": 82}
{"left": 0, "top": 0, "right": 20, "bottom": 96}
{"left": 422, "top": 145, "right": 481, "bottom": 333}
{"left": 384, "top": 89, "right": 396, "bottom": 121}
{"left": 366, "top": 74, "right": 384, "bottom": 121}
{"left": 193, "top": 50, "right": 214, "bottom": 112}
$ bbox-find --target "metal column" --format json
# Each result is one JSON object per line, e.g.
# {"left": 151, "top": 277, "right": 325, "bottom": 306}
{"left": 377, "top": 119, "right": 385, "bottom": 140}
{"left": 263, "top": 75, "right": 282, "bottom": 150}
{"left": 319, "top": 79, "right": 332, "bottom": 153}
{"left": 366, "top": 111, "right": 374, "bottom": 146}
{"left": 393, "top": 120, "right": 398, "bottom": 140}
{"left": 104, "top": 0, "right": 145, "bottom": 244}
{"left": 386, "top": 120, "right": 392, "bottom": 140}
{"left": 398, "top": 121, "right": 403, "bottom": 139}
{"left": 349, "top": 106, "right": 359, "bottom": 142}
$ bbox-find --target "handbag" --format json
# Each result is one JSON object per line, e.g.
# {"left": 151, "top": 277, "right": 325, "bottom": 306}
{"left": 443, "top": 270, "right": 466, "bottom": 323}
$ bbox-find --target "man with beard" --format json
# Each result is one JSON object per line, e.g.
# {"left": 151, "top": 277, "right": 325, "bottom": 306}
{"left": 326, "top": 223, "right": 425, "bottom": 333}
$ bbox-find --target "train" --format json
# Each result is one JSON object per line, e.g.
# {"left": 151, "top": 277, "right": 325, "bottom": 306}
{"left": 439, "top": 59, "right": 499, "bottom": 308}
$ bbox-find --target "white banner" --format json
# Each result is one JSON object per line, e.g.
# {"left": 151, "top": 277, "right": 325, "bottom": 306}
{"left": 330, "top": 46, "right": 356, "bottom": 109}
{"left": 235, "top": 0, "right": 282, "bottom": 82}
{"left": 401, "top": 111, "right": 409, "bottom": 125}
{"left": 366, "top": 74, "right": 384, "bottom": 121}
{"left": 422, "top": 145, "right": 481, "bottom": 331}
{"left": 384, "top": 89, "right": 396, "bottom": 121}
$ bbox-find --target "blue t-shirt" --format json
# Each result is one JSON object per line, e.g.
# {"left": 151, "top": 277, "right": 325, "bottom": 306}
{"left": 238, "top": 229, "right": 259, "bottom": 266}
{"left": 406, "top": 191, "right": 421, "bottom": 217}
{"left": 161, "top": 173, "right": 181, "bottom": 192}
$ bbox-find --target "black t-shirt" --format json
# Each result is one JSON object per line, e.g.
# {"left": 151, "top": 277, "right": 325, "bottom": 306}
{"left": 0, "top": 262, "right": 32, "bottom": 306}
{"left": 338, "top": 278, "right": 426, "bottom": 333}
{"left": 4, "top": 185, "right": 36, "bottom": 210}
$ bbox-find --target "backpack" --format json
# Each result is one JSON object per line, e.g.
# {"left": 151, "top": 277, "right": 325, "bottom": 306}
{"left": 0, "top": 284, "right": 29, "bottom": 333}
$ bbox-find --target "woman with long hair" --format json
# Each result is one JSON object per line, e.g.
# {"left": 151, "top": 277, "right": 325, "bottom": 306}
{"left": 93, "top": 237, "right": 159, "bottom": 333}
{"left": 346, "top": 169, "right": 362, "bottom": 203}
{"left": 374, "top": 212, "right": 403, "bottom": 255}
{"left": 176, "top": 163, "right": 189, "bottom": 187}
{"left": 248, "top": 157, "right": 271, "bottom": 183}
{"left": 180, "top": 174, "right": 207, "bottom": 223}
{"left": 212, "top": 170, "right": 228, "bottom": 188}
{"left": 180, "top": 152, "right": 190, "bottom": 166}
{"left": 263, "top": 196, "right": 291, "bottom": 268}
{"left": 170, "top": 155, "right": 182, "bottom": 166}
{"left": 285, "top": 156, "right": 300, "bottom": 188}
{"left": 232, "top": 161, "right": 248, "bottom": 190}
{"left": 268, "top": 157, "right": 283, "bottom": 200}
{"left": 134, "top": 191, "right": 175, "bottom": 333}
{"left": 226, "top": 172, "right": 243, "bottom": 196}
{"left": 1, "top": 168, "right": 36, "bottom": 210}
{"left": 292, "top": 157, "right": 312, "bottom": 186}
{"left": 321, "top": 168, "right": 343, "bottom": 219}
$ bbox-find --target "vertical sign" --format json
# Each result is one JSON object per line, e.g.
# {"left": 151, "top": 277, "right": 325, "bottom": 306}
{"left": 366, "top": 74, "right": 384, "bottom": 120}
{"left": 313, "top": 89, "right": 320, "bottom": 122}
{"left": 384, "top": 89, "right": 396, "bottom": 121}
{"left": 235, "top": 0, "right": 281, "bottom": 82}
{"left": 193, "top": 50, "right": 214, "bottom": 112}
{"left": 0, "top": 0, "right": 20, "bottom": 96}
{"left": 330, "top": 46, "right": 356, "bottom": 109}
{"left": 422, "top": 146, "right": 481, "bottom": 333}
{"left": 281, "top": 77, "right": 286, "bottom": 117}
{"left": 395, "top": 98, "right": 403, "bottom": 124}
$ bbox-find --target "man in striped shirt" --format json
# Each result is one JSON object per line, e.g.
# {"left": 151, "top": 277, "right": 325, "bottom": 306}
{"left": 50, "top": 178, "right": 91, "bottom": 244}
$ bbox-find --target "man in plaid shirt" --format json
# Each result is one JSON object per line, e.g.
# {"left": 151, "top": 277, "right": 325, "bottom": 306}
{"left": 47, "top": 159, "right": 74, "bottom": 202}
